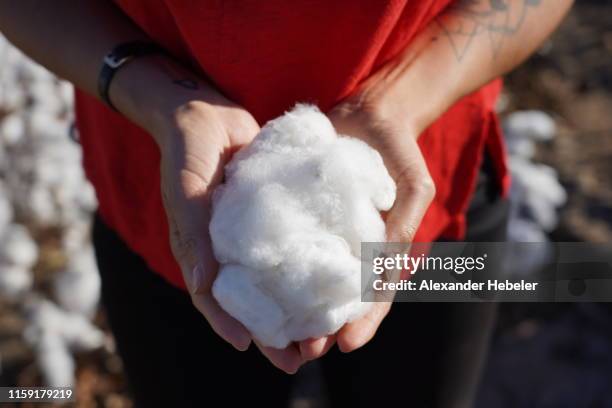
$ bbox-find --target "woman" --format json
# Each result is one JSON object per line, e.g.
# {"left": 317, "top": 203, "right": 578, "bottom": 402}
{"left": 0, "top": 1, "right": 572, "bottom": 406}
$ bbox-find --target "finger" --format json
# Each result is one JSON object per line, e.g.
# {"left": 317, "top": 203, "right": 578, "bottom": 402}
{"left": 167, "top": 212, "right": 253, "bottom": 351}
{"left": 162, "top": 186, "right": 201, "bottom": 290}
{"left": 299, "top": 335, "right": 336, "bottom": 361}
{"left": 400, "top": 242, "right": 432, "bottom": 280}
{"left": 163, "top": 193, "right": 212, "bottom": 294}
{"left": 164, "top": 191, "right": 252, "bottom": 350}
{"left": 189, "top": 229, "right": 219, "bottom": 295}
{"left": 192, "top": 293, "right": 252, "bottom": 351}
{"left": 255, "top": 341, "right": 304, "bottom": 374}
{"left": 337, "top": 302, "right": 392, "bottom": 353}
{"left": 160, "top": 145, "right": 225, "bottom": 294}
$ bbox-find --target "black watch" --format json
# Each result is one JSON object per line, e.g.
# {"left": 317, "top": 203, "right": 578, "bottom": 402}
{"left": 97, "top": 41, "right": 165, "bottom": 111}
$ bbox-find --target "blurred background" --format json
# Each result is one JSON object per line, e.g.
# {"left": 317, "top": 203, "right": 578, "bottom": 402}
{"left": 0, "top": 1, "right": 611, "bottom": 407}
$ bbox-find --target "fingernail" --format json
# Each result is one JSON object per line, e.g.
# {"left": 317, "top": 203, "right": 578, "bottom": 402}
{"left": 287, "top": 364, "right": 300, "bottom": 375}
{"left": 234, "top": 338, "right": 251, "bottom": 352}
{"left": 190, "top": 264, "right": 202, "bottom": 294}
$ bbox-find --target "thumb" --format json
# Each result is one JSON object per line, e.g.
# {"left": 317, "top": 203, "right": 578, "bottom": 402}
{"left": 163, "top": 190, "right": 217, "bottom": 294}
{"left": 165, "top": 195, "right": 252, "bottom": 350}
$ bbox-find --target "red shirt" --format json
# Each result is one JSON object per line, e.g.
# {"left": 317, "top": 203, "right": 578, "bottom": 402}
{"left": 75, "top": 0, "right": 510, "bottom": 290}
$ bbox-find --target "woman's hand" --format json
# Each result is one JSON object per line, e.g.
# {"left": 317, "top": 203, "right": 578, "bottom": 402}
{"left": 152, "top": 97, "right": 304, "bottom": 374}
{"left": 299, "top": 89, "right": 436, "bottom": 359}
{"left": 101, "top": 51, "right": 306, "bottom": 373}
{"left": 155, "top": 100, "right": 255, "bottom": 350}
{"left": 73, "top": 43, "right": 308, "bottom": 372}
{"left": 330, "top": 100, "right": 436, "bottom": 352}
{"left": 298, "top": 0, "right": 574, "bottom": 359}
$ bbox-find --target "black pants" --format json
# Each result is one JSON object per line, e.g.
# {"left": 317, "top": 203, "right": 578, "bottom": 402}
{"left": 94, "top": 155, "right": 509, "bottom": 408}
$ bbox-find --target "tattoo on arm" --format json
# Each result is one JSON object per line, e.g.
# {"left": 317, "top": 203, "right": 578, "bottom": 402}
{"left": 435, "top": 0, "right": 542, "bottom": 62}
{"left": 157, "top": 57, "right": 201, "bottom": 90}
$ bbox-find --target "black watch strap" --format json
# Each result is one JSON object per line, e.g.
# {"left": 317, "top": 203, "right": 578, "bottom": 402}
{"left": 97, "top": 41, "right": 165, "bottom": 111}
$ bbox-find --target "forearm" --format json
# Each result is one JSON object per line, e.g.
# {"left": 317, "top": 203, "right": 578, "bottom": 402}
{"left": 0, "top": 0, "right": 149, "bottom": 97}
{"left": 358, "top": 0, "right": 573, "bottom": 135}
{"left": 0, "top": 0, "right": 223, "bottom": 143}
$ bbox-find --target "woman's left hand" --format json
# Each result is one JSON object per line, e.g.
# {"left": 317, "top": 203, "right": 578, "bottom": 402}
{"left": 298, "top": 92, "right": 436, "bottom": 359}
{"left": 297, "top": 0, "right": 576, "bottom": 360}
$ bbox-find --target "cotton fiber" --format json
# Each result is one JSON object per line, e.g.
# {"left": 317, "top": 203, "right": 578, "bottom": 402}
{"left": 502, "top": 110, "right": 567, "bottom": 275}
{"left": 210, "top": 105, "right": 396, "bottom": 348}
{"left": 24, "top": 298, "right": 106, "bottom": 387}
{"left": 0, "top": 34, "right": 102, "bottom": 386}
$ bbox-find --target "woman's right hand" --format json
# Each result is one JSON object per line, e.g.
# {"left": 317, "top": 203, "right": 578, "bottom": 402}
{"left": 108, "top": 55, "right": 304, "bottom": 373}
{"left": 155, "top": 98, "right": 305, "bottom": 374}
{"left": 155, "top": 99, "right": 256, "bottom": 351}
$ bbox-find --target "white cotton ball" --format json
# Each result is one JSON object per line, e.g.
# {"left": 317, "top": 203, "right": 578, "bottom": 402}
{"left": 503, "top": 110, "right": 557, "bottom": 159}
{"left": 24, "top": 299, "right": 105, "bottom": 386}
{"left": 213, "top": 264, "right": 290, "bottom": 348}
{"left": 210, "top": 104, "right": 396, "bottom": 348}
{"left": 29, "top": 81, "right": 63, "bottom": 115}
{"left": 28, "top": 110, "right": 70, "bottom": 143}
{"left": 74, "top": 182, "right": 98, "bottom": 214}
{"left": 510, "top": 157, "right": 567, "bottom": 231}
{"left": 62, "top": 222, "right": 91, "bottom": 253}
{"left": 1, "top": 88, "right": 26, "bottom": 111}
{"left": 0, "top": 114, "right": 25, "bottom": 146}
{"left": 0, "top": 224, "right": 38, "bottom": 269}
{"left": 18, "top": 58, "right": 53, "bottom": 84}
{"left": 508, "top": 218, "right": 550, "bottom": 243}
{"left": 506, "top": 219, "right": 554, "bottom": 275}
{"left": 57, "top": 81, "right": 75, "bottom": 108}
{"left": 0, "top": 145, "right": 6, "bottom": 173}
{"left": 23, "top": 300, "right": 74, "bottom": 387}
{"left": 0, "top": 191, "right": 13, "bottom": 232}
{"left": 60, "top": 313, "right": 106, "bottom": 351}
{"left": 54, "top": 245, "right": 101, "bottom": 318}
{"left": 26, "top": 185, "right": 57, "bottom": 225}
{"left": 0, "top": 265, "right": 33, "bottom": 298}
{"left": 504, "top": 134, "right": 536, "bottom": 159}
{"left": 37, "top": 334, "right": 75, "bottom": 387}
{"left": 32, "top": 156, "right": 62, "bottom": 187}
{"left": 504, "top": 110, "right": 556, "bottom": 142}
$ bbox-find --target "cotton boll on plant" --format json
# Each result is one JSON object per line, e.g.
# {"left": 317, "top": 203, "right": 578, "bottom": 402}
{"left": 503, "top": 110, "right": 557, "bottom": 160}
{"left": 502, "top": 110, "right": 567, "bottom": 276}
{"left": 54, "top": 244, "right": 101, "bottom": 318}
{"left": 0, "top": 224, "right": 38, "bottom": 269}
{"left": 35, "top": 333, "right": 76, "bottom": 387}
{"left": 0, "top": 265, "right": 33, "bottom": 299}
{"left": 510, "top": 157, "right": 567, "bottom": 232}
{"left": 210, "top": 104, "right": 396, "bottom": 348}
{"left": 0, "top": 114, "right": 25, "bottom": 146}
{"left": 0, "top": 224, "right": 37, "bottom": 298}
{"left": 504, "top": 110, "right": 556, "bottom": 143}
{"left": 24, "top": 298, "right": 106, "bottom": 387}
{"left": 0, "top": 185, "right": 13, "bottom": 232}
{"left": 1, "top": 36, "right": 104, "bottom": 386}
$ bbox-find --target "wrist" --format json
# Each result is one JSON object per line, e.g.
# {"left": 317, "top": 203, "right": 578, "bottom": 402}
{"left": 342, "top": 21, "right": 465, "bottom": 138}
{"left": 107, "top": 53, "right": 226, "bottom": 148}
{"left": 332, "top": 89, "right": 422, "bottom": 139}
{"left": 154, "top": 100, "right": 216, "bottom": 152}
